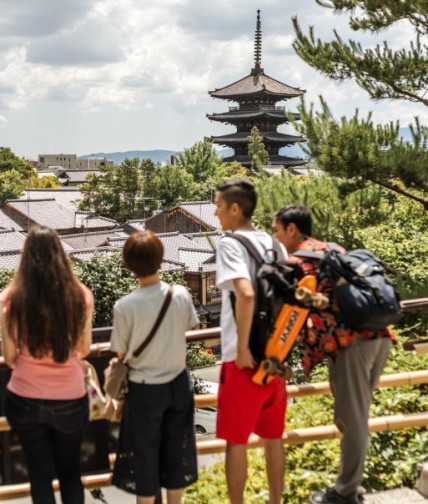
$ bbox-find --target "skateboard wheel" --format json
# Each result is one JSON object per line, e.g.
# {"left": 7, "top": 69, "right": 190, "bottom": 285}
{"left": 312, "top": 294, "right": 329, "bottom": 309}
{"left": 262, "top": 360, "right": 275, "bottom": 373}
{"left": 277, "top": 365, "right": 294, "bottom": 381}
{"left": 295, "top": 287, "right": 312, "bottom": 306}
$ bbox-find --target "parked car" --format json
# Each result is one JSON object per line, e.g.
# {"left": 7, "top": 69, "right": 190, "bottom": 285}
{"left": 194, "top": 407, "right": 217, "bottom": 435}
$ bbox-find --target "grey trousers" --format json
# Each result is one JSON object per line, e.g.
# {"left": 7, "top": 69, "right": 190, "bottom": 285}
{"left": 328, "top": 338, "right": 392, "bottom": 496}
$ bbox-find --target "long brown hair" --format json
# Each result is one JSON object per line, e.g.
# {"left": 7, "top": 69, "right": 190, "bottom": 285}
{"left": 7, "top": 226, "right": 86, "bottom": 363}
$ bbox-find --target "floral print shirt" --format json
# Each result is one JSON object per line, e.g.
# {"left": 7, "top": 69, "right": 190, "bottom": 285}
{"left": 289, "top": 237, "right": 395, "bottom": 375}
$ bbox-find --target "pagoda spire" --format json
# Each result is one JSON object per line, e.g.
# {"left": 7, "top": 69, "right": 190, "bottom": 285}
{"left": 251, "top": 9, "right": 263, "bottom": 75}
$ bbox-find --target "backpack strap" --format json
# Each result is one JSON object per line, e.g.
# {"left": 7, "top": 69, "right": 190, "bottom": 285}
{"left": 293, "top": 242, "right": 341, "bottom": 261}
{"left": 225, "top": 233, "right": 264, "bottom": 266}
{"left": 293, "top": 250, "right": 325, "bottom": 260}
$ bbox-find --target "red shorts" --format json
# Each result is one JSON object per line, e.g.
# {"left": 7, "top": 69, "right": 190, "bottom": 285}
{"left": 216, "top": 361, "right": 287, "bottom": 444}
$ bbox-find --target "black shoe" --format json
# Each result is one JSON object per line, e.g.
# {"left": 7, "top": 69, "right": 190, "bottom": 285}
{"left": 310, "top": 488, "right": 363, "bottom": 504}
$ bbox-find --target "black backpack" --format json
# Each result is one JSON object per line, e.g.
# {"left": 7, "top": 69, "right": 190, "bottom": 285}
{"left": 226, "top": 233, "right": 303, "bottom": 362}
{"left": 294, "top": 246, "right": 402, "bottom": 331}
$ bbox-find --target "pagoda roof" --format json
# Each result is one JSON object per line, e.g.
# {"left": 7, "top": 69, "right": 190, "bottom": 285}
{"left": 207, "top": 109, "right": 300, "bottom": 123}
{"left": 210, "top": 131, "right": 304, "bottom": 145}
{"left": 223, "top": 154, "right": 307, "bottom": 168}
{"left": 209, "top": 72, "right": 305, "bottom": 100}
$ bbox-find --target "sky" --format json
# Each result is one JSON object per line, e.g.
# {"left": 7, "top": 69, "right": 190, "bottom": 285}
{"left": 0, "top": 0, "right": 425, "bottom": 160}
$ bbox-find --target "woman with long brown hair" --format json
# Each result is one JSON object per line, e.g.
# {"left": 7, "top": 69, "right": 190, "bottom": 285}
{"left": 0, "top": 225, "right": 94, "bottom": 504}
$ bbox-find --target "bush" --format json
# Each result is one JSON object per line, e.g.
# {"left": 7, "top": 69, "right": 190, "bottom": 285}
{"left": 72, "top": 252, "right": 187, "bottom": 327}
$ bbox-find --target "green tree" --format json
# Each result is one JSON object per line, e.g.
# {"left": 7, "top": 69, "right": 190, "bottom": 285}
{"left": 292, "top": 99, "right": 428, "bottom": 208}
{"left": 28, "top": 173, "right": 61, "bottom": 189}
{"left": 248, "top": 126, "right": 269, "bottom": 171}
{"left": 150, "top": 164, "right": 199, "bottom": 207}
{"left": 176, "top": 140, "right": 226, "bottom": 180}
{"left": 0, "top": 169, "right": 26, "bottom": 204}
{"left": 0, "top": 147, "right": 32, "bottom": 177}
{"left": 292, "top": 1, "right": 428, "bottom": 206}
{"left": 79, "top": 159, "right": 143, "bottom": 222}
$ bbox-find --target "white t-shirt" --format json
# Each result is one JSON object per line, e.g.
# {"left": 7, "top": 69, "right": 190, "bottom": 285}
{"left": 216, "top": 230, "right": 287, "bottom": 362}
{"left": 110, "top": 281, "right": 199, "bottom": 384}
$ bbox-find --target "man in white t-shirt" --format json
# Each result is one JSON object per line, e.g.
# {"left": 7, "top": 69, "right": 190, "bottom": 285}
{"left": 215, "top": 179, "right": 287, "bottom": 504}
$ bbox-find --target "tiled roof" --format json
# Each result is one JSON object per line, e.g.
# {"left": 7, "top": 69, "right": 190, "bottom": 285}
{"left": 177, "top": 248, "right": 217, "bottom": 273}
{"left": 5, "top": 199, "right": 117, "bottom": 231}
{"left": 61, "top": 230, "right": 126, "bottom": 250}
{"left": 123, "top": 219, "right": 146, "bottom": 232}
{"left": 160, "top": 259, "right": 186, "bottom": 272}
{"left": 223, "top": 154, "right": 307, "bottom": 168}
{"left": 178, "top": 201, "right": 219, "bottom": 230}
{"left": 106, "top": 237, "right": 126, "bottom": 248}
{"left": 0, "top": 229, "right": 26, "bottom": 252}
{"left": 0, "top": 209, "right": 24, "bottom": 231}
{"left": 210, "top": 72, "right": 305, "bottom": 99}
{"left": 156, "top": 232, "right": 195, "bottom": 262}
{"left": 0, "top": 250, "right": 21, "bottom": 270}
{"left": 22, "top": 189, "right": 83, "bottom": 209}
{"left": 69, "top": 247, "right": 120, "bottom": 262}
{"left": 208, "top": 110, "right": 300, "bottom": 122}
{"left": 211, "top": 132, "right": 303, "bottom": 145}
{"left": 64, "top": 170, "right": 103, "bottom": 184}
{"left": 183, "top": 231, "right": 221, "bottom": 251}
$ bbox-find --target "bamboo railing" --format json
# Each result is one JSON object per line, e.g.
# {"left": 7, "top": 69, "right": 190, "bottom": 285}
{"left": 0, "top": 297, "right": 427, "bottom": 499}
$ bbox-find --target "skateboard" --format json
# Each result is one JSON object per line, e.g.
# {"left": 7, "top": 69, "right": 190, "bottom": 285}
{"left": 252, "top": 275, "right": 329, "bottom": 386}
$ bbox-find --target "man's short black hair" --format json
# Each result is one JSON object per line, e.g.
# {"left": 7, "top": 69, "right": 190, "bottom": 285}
{"left": 216, "top": 179, "right": 257, "bottom": 219}
{"left": 275, "top": 204, "right": 312, "bottom": 236}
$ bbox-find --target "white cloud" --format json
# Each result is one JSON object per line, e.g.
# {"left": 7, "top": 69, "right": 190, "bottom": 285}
{"left": 0, "top": 0, "right": 423, "bottom": 157}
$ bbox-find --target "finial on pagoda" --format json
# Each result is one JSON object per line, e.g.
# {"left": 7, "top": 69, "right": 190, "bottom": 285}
{"left": 251, "top": 9, "right": 263, "bottom": 75}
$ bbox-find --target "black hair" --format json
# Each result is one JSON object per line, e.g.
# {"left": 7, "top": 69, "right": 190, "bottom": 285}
{"left": 216, "top": 179, "right": 257, "bottom": 219}
{"left": 275, "top": 204, "right": 312, "bottom": 236}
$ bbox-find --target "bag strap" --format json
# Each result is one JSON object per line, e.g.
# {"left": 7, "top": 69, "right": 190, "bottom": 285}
{"left": 293, "top": 250, "right": 325, "bottom": 260}
{"left": 133, "top": 284, "right": 173, "bottom": 358}
{"left": 293, "top": 242, "right": 341, "bottom": 261}
{"left": 225, "top": 233, "right": 264, "bottom": 266}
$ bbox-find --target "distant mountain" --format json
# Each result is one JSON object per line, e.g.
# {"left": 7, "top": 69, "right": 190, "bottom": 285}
{"left": 78, "top": 150, "right": 179, "bottom": 164}
{"left": 80, "top": 145, "right": 307, "bottom": 165}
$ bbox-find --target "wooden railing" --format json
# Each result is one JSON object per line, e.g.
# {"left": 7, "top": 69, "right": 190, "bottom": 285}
{"left": 0, "top": 297, "right": 427, "bottom": 499}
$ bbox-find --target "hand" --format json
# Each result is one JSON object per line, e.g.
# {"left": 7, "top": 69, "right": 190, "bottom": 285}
{"left": 235, "top": 348, "right": 255, "bottom": 369}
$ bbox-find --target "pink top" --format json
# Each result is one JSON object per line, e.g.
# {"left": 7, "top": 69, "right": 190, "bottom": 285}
{"left": 0, "top": 285, "right": 93, "bottom": 400}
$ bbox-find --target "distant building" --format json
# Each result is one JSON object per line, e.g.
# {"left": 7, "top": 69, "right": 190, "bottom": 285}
{"left": 77, "top": 157, "right": 114, "bottom": 170}
{"left": 2, "top": 198, "right": 117, "bottom": 234}
{"left": 144, "top": 201, "right": 219, "bottom": 234}
{"left": 207, "top": 10, "right": 306, "bottom": 168}
{"left": 38, "top": 154, "right": 77, "bottom": 171}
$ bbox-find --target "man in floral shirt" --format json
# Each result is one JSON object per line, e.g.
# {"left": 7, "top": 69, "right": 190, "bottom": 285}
{"left": 273, "top": 204, "right": 394, "bottom": 504}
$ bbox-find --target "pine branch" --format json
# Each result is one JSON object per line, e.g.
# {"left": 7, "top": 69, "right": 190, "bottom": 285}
{"left": 292, "top": 13, "right": 428, "bottom": 107}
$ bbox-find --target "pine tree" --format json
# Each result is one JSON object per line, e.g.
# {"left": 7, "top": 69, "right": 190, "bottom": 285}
{"left": 248, "top": 126, "right": 269, "bottom": 172}
{"left": 292, "top": 1, "right": 428, "bottom": 208}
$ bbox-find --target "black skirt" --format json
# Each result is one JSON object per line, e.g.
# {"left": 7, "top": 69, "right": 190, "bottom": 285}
{"left": 112, "top": 369, "right": 198, "bottom": 496}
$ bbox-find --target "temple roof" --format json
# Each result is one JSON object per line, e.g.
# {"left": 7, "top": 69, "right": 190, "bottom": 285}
{"left": 209, "top": 72, "right": 304, "bottom": 100}
{"left": 222, "top": 154, "right": 307, "bottom": 168}
{"left": 210, "top": 131, "right": 304, "bottom": 145}
{"left": 207, "top": 109, "right": 299, "bottom": 123}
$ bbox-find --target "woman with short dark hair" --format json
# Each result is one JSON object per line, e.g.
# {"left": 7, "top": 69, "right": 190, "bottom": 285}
{"left": 0, "top": 225, "right": 94, "bottom": 504}
{"left": 111, "top": 230, "right": 199, "bottom": 504}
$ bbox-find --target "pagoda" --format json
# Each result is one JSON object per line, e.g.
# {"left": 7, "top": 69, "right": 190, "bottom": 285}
{"left": 207, "top": 10, "right": 306, "bottom": 168}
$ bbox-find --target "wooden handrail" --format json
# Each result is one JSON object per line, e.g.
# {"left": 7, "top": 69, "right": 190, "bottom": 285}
{"left": 1, "top": 369, "right": 428, "bottom": 432}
